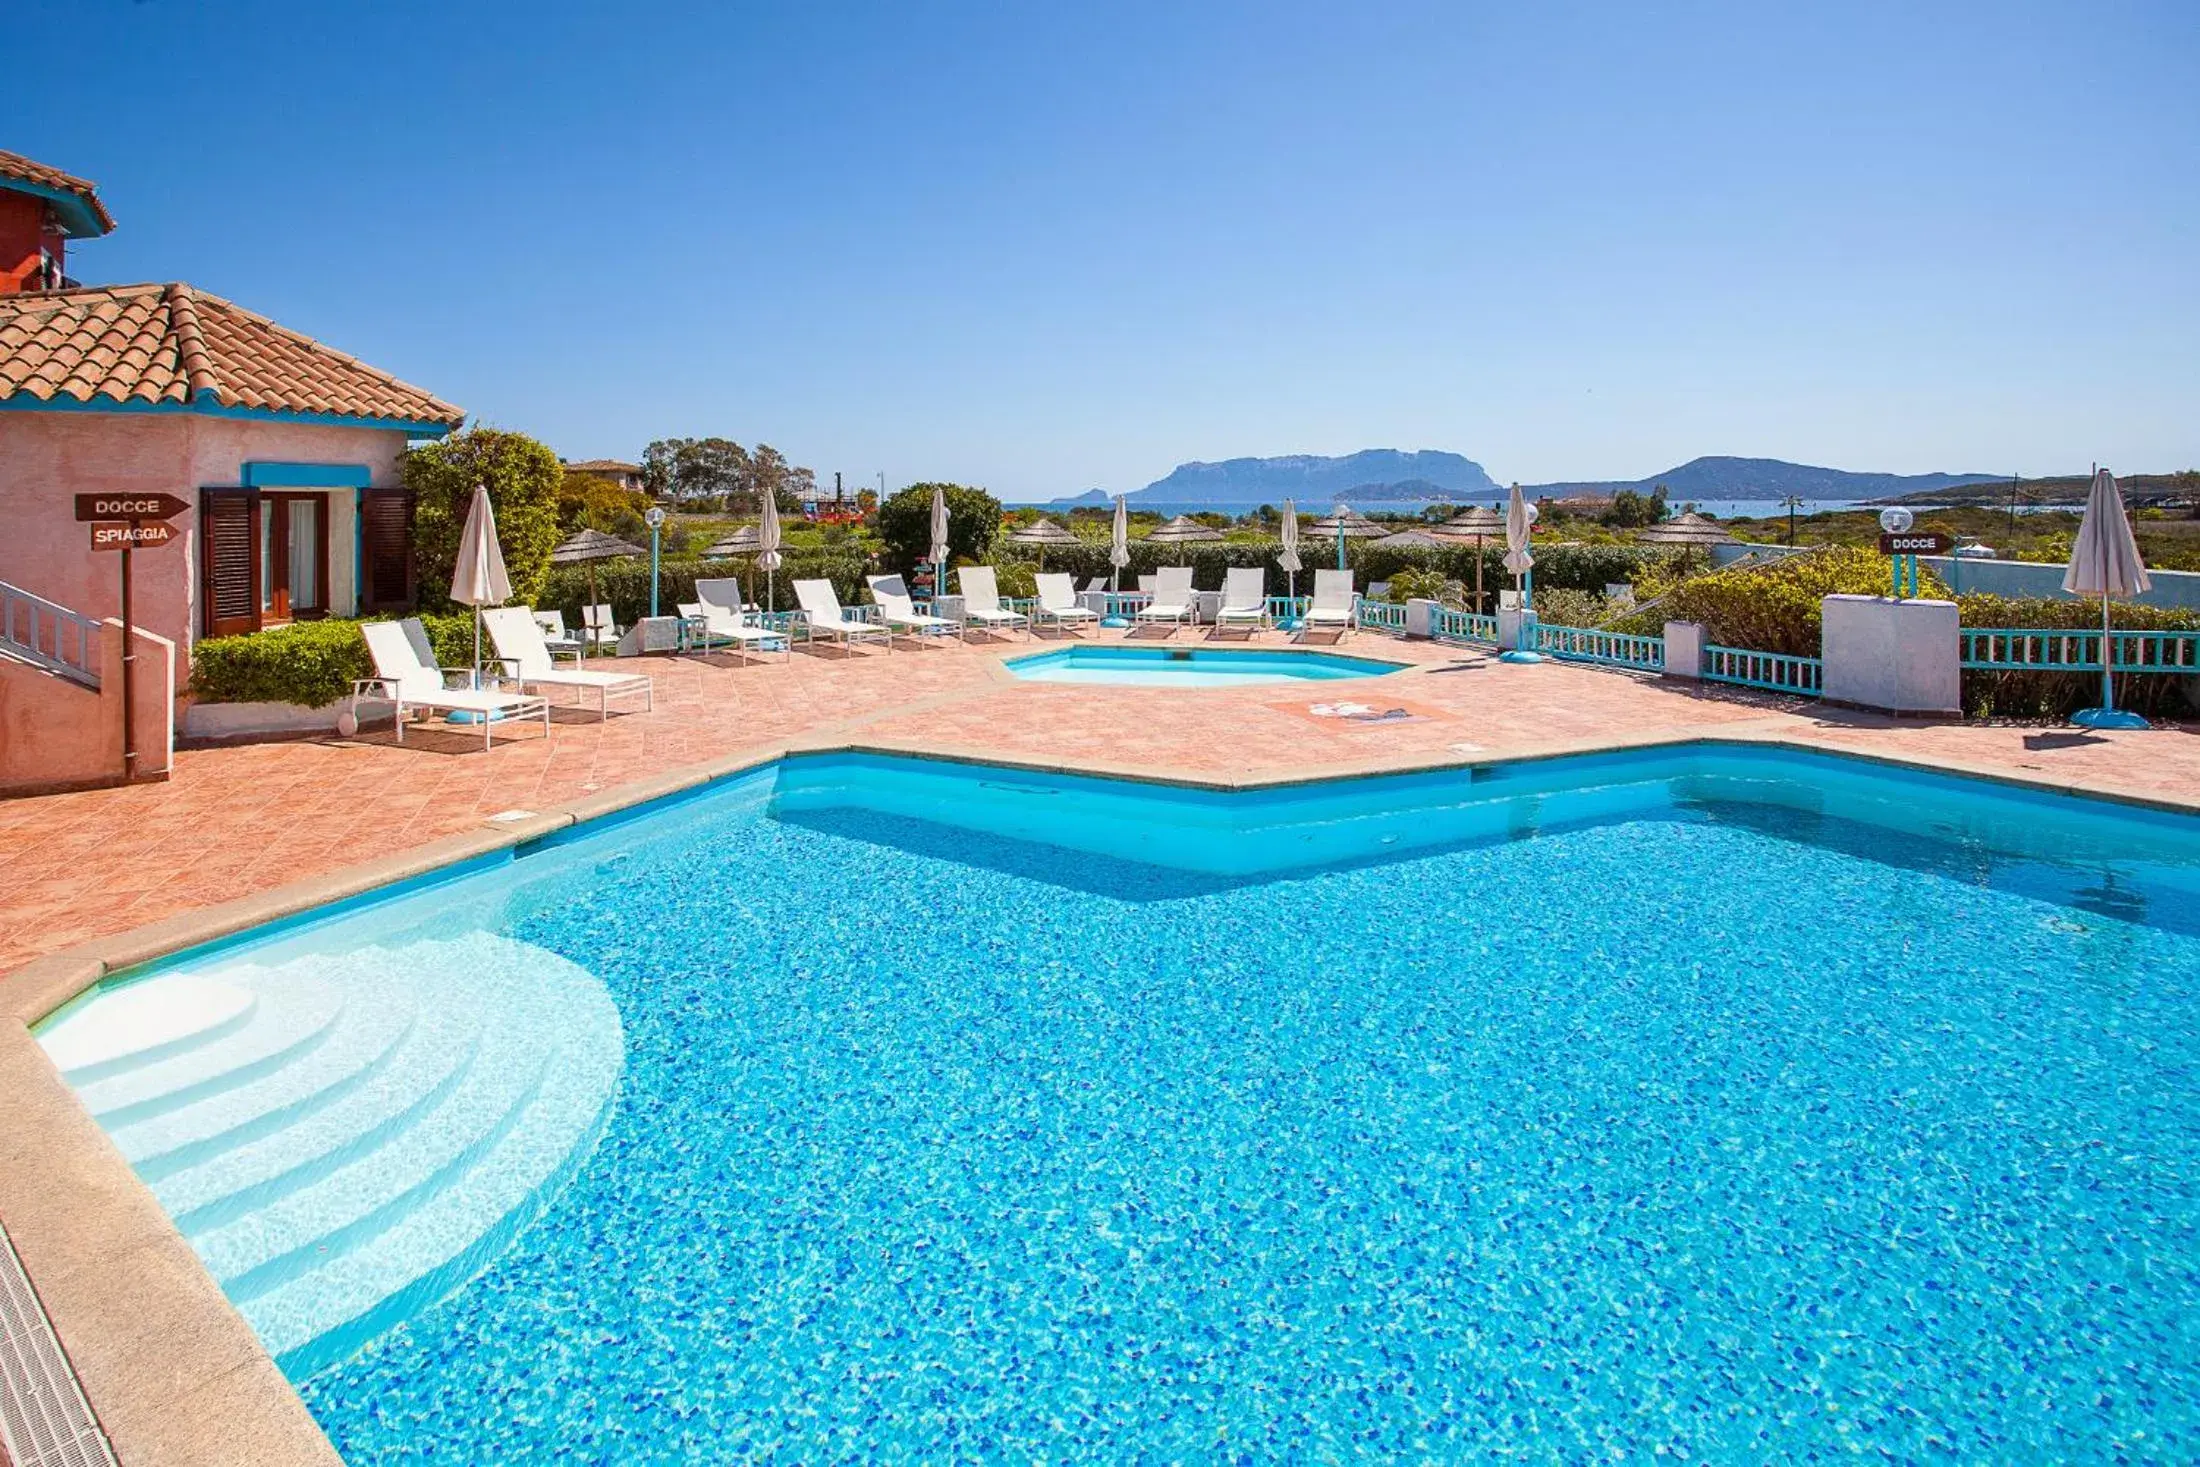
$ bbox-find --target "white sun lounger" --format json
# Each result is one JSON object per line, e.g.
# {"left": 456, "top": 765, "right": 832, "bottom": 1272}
{"left": 692, "top": 579, "right": 794, "bottom": 663}
{"left": 580, "top": 604, "right": 620, "bottom": 650}
{"left": 1134, "top": 566, "right": 1196, "bottom": 628}
{"left": 956, "top": 566, "right": 1030, "bottom": 638}
{"left": 865, "top": 574, "right": 960, "bottom": 641}
{"left": 531, "top": 610, "right": 583, "bottom": 661}
{"left": 1302, "top": 568, "right": 1357, "bottom": 636}
{"left": 484, "top": 607, "right": 654, "bottom": 720}
{"left": 355, "top": 619, "right": 549, "bottom": 750}
{"left": 793, "top": 578, "right": 892, "bottom": 651}
{"left": 1213, "top": 566, "right": 1269, "bottom": 632}
{"left": 1033, "top": 573, "right": 1098, "bottom": 633}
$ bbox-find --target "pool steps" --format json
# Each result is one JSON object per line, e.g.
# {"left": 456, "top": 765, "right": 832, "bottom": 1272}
{"left": 36, "top": 935, "right": 622, "bottom": 1381}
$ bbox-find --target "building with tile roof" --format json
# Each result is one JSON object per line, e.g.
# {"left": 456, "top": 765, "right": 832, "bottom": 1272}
{"left": 0, "top": 148, "right": 114, "bottom": 293}
{"left": 0, "top": 151, "right": 467, "bottom": 786}
{"left": 563, "top": 458, "right": 644, "bottom": 493}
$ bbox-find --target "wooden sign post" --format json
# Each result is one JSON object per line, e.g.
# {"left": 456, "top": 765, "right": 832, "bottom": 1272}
{"left": 77, "top": 494, "right": 188, "bottom": 781}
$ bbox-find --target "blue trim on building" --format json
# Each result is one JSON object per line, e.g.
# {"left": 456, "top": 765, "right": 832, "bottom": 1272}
{"left": 0, "top": 393, "right": 455, "bottom": 439}
{"left": 242, "top": 461, "right": 373, "bottom": 488}
{"left": 1, "top": 177, "right": 110, "bottom": 239}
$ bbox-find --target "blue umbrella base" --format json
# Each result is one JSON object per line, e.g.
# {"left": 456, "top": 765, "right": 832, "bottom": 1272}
{"left": 1101, "top": 616, "right": 1132, "bottom": 629}
{"left": 444, "top": 708, "right": 513, "bottom": 726}
{"left": 1498, "top": 649, "right": 1546, "bottom": 665}
{"left": 2073, "top": 706, "right": 2150, "bottom": 730}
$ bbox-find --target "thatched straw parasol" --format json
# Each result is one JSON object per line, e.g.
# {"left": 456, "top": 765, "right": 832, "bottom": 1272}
{"left": 1633, "top": 512, "right": 1738, "bottom": 547}
{"left": 1374, "top": 527, "right": 1448, "bottom": 551}
{"left": 550, "top": 527, "right": 645, "bottom": 656}
{"left": 1005, "top": 517, "right": 1083, "bottom": 569}
{"left": 1144, "top": 514, "right": 1225, "bottom": 563}
{"left": 1431, "top": 505, "right": 1505, "bottom": 612}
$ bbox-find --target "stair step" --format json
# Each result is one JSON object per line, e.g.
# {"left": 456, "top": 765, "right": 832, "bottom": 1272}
{"left": 189, "top": 1015, "right": 547, "bottom": 1299}
{"left": 117, "top": 976, "right": 419, "bottom": 1182}
{"left": 68, "top": 973, "right": 346, "bottom": 1129}
{"left": 40, "top": 974, "right": 257, "bottom": 1083}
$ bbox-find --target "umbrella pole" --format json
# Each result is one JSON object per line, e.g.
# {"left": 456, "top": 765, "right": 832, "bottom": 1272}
{"left": 472, "top": 606, "right": 482, "bottom": 687}
{"left": 585, "top": 562, "right": 598, "bottom": 660}
{"left": 2102, "top": 592, "right": 2115, "bottom": 715}
{"left": 1475, "top": 534, "right": 1484, "bottom": 614}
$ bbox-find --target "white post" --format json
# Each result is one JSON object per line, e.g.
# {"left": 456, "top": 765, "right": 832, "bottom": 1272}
{"left": 1663, "top": 620, "right": 1706, "bottom": 679}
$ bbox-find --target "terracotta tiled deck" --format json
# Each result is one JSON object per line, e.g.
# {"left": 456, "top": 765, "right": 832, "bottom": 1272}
{"left": 5, "top": 625, "right": 2198, "bottom": 981}
{"left": 4, "top": 624, "right": 2200, "bottom": 1467}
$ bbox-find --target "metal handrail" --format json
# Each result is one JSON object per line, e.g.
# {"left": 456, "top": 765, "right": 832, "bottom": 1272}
{"left": 0, "top": 580, "right": 101, "bottom": 688}
{"left": 1593, "top": 541, "right": 1835, "bottom": 632}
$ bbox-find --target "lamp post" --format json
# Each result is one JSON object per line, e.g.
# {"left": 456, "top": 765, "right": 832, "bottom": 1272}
{"left": 646, "top": 505, "right": 667, "bottom": 617}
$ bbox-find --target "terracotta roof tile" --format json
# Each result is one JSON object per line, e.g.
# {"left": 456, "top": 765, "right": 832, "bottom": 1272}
{"left": 566, "top": 458, "right": 641, "bottom": 474}
{"left": 0, "top": 149, "right": 116, "bottom": 235}
{"left": 0, "top": 283, "right": 464, "bottom": 427}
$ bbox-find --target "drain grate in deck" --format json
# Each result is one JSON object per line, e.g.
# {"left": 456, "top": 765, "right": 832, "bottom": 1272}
{"left": 0, "top": 1222, "right": 116, "bottom": 1467}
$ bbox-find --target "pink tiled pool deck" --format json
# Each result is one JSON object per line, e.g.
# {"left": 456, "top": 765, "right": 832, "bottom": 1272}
{"left": 5, "top": 626, "right": 2199, "bottom": 981}
{"left": 4, "top": 625, "right": 2200, "bottom": 1467}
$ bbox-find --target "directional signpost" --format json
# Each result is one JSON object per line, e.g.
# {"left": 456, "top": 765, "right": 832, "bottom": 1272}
{"left": 75, "top": 492, "right": 188, "bottom": 780}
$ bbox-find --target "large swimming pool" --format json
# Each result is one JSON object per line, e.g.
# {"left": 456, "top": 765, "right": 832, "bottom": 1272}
{"left": 1004, "top": 644, "right": 1405, "bottom": 685}
{"left": 37, "top": 746, "right": 2200, "bottom": 1462}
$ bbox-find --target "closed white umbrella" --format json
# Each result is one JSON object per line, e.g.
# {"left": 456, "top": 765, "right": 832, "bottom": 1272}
{"left": 1499, "top": 484, "right": 1543, "bottom": 665}
{"left": 450, "top": 483, "right": 511, "bottom": 681}
{"left": 757, "top": 491, "right": 784, "bottom": 616}
{"left": 1278, "top": 499, "right": 1301, "bottom": 619}
{"left": 2064, "top": 467, "right": 2152, "bottom": 729}
{"left": 929, "top": 485, "right": 951, "bottom": 603}
{"left": 1109, "top": 494, "right": 1131, "bottom": 590}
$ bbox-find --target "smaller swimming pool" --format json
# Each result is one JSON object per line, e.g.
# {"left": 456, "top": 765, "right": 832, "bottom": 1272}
{"left": 1005, "top": 644, "right": 1406, "bottom": 686}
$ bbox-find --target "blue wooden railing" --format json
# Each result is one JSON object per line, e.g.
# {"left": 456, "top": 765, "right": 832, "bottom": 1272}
{"left": 1961, "top": 628, "right": 2200, "bottom": 673}
{"left": 1356, "top": 600, "right": 1408, "bottom": 633}
{"left": 1430, "top": 607, "right": 1499, "bottom": 644}
{"left": 1532, "top": 623, "right": 1665, "bottom": 671}
{"left": 1704, "top": 644, "right": 1823, "bottom": 695}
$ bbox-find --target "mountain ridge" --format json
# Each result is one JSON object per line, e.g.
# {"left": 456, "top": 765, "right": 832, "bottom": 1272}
{"left": 1031, "top": 452, "right": 2006, "bottom": 508}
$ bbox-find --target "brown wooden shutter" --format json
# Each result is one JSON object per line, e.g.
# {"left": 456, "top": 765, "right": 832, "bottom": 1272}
{"left": 359, "top": 489, "right": 415, "bottom": 614}
{"left": 200, "top": 491, "right": 261, "bottom": 638}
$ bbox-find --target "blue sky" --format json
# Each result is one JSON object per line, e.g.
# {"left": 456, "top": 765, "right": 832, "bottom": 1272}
{"left": 16, "top": 1, "right": 2198, "bottom": 497}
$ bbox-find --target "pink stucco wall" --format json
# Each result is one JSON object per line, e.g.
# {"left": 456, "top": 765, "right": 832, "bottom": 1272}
{"left": 0, "top": 411, "right": 413, "bottom": 659}
{"left": 0, "top": 619, "right": 174, "bottom": 796}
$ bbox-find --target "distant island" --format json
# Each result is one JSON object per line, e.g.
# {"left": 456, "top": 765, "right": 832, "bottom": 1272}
{"left": 1026, "top": 450, "right": 2008, "bottom": 511}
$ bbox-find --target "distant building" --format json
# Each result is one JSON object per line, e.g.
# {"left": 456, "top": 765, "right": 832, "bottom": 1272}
{"left": 0, "top": 148, "right": 113, "bottom": 293}
{"left": 564, "top": 459, "right": 645, "bottom": 494}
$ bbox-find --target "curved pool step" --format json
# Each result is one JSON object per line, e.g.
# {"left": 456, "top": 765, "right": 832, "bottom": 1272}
{"left": 71, "top": 972, "right": 347, "bottom": 1129}
{"left": 154, "top": 992, "right": 480, "bottom": 1231}
{"left": 117, "top": 977, "right": 421, "bottom": 1183}
{"left": 40, "top": 972, "right": 259, "bottom": 1084}
{"left": 37, "top": 933, "right": 623, "bottom": 1383}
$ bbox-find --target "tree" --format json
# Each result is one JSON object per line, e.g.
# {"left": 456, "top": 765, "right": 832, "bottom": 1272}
{"left": 405, "top": 426, "right": 564, "bottom": 609}
{"left": 640, "top": 438, "right": 691, "bottom": 500}
{"left": 1602, "top": 487, "right": 1670, "bottom": 529}
{"left": 875, "top": 482, "right": 1003, "bottom": 572}
{"left": 557, "top": 471, "right": 652, "bottom": 541}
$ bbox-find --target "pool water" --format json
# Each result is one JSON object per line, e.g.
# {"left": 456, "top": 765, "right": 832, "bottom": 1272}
{"left": 43, "top": 748, "right": 2200, "bottom": 1462}
{"left": 1005, "top": 644, "right": 1405, "bottom": 685}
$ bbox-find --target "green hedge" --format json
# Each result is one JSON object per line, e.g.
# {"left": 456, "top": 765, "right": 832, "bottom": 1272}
{"left": 1956, "top": 595, "right": 2200, "bottom": 719}
{"left": 1614, "top": 546, "right": 1939, "bottom": 656}
{"left": 992, "top": 539, "right": 1701, "bottom": 599}
{"left": 189, "top": 615, "right": 478, "bottom": 708}
{"left": 538, "top": 549, "right": 876, "bottom": 624}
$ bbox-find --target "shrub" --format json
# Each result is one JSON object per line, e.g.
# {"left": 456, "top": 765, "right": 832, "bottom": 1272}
{"left": 1957, "top": 595, "right": 2200, "bottom": 719}
{"left": 986, "top": 560, "right": 1038, "bottom": 599}
{"left": 189, "top": 614, "right": 478, "bottom": 708}
{"left": 1382, "top": 567, "right": 1453, "bottom": 605}
{"left": 405, "top": 427, "right": 565, "bottom": 611}
{"left": 1626, "top": 546, "right": 1941, "bottom": 656}
{"left": 1531, "top": 586, "right": 1612, "bottom": 629}
{"left": 538, "top": 548, "right": 875, "bottom": 625}
{"left": 876, "top": 484, "right": 1003, "bottom": 574}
